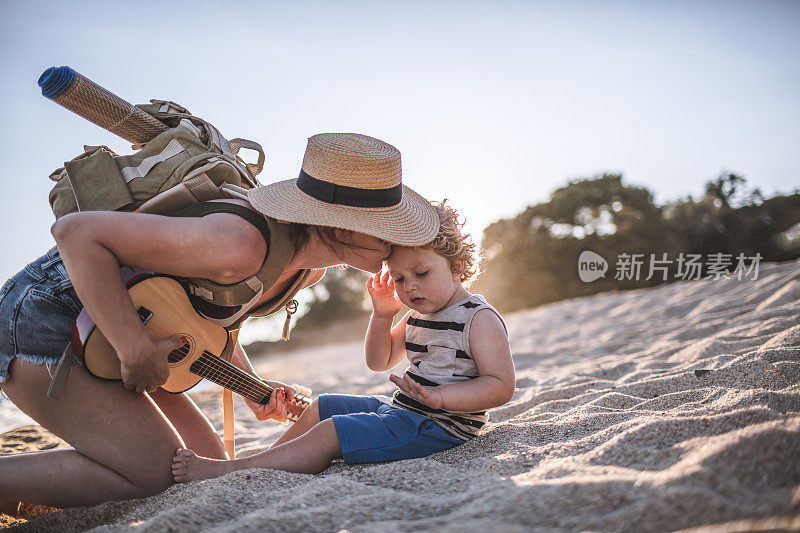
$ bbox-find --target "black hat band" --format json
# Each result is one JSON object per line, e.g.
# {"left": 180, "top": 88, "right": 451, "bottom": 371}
{"left": 297, "top": 169, "right": 402, "bottom": 208}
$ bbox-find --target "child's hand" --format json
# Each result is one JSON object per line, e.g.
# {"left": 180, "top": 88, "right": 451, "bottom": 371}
{"left": 390, "top": 373, "right": 444, "bottom": 410}
{"left": 367, "top": 268, "right": 404, "bottom": 319}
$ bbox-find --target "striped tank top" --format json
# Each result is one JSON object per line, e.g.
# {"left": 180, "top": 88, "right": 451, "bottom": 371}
{"left": 389, "top": 294, "right": 506, "bottom": 441}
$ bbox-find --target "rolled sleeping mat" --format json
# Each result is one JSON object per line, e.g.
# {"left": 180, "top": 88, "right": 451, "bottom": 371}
{"left": 39, "top": 66, "right": 168, "bottom": 145}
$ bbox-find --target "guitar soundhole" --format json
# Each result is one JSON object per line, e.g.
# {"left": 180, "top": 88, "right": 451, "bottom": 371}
{"left": 168, "top": 339, "right": 191, "bottom": 364}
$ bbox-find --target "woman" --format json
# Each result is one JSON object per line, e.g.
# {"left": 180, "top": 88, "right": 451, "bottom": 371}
{"left": 0, "top": 133, "right": 439, "bottom": 511}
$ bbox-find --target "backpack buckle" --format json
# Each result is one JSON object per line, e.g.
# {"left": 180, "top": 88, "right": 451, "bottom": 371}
{"left": 150, "top": 99, "right": 190, "bottom": 115}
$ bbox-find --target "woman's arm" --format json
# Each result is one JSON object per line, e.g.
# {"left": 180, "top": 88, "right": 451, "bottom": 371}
{"left": 389, "top": 309, "right": 515, "bottom": 412}
{"left": 52, "top": 210, "right": 266, "bottom": 392}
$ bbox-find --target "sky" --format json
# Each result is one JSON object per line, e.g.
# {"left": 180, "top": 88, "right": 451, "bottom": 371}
{"left": 1, "top": 0, "right": 798, "bottom": 287}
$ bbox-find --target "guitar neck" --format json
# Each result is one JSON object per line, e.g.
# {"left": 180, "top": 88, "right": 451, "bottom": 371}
{"left": 188, "top": 351, "right": 273, "bottom": 404}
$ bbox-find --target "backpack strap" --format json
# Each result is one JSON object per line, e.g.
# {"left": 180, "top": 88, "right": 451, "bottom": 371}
{"left": 229, "top": 138, "right": 265, "bottom": 177}
{"left": 223, "top": 388, "right": 235, "bottom": 459}
{"left": 119, "top": 139, "right": 186, "bottom": 183}
{"left": 221, "top": 330, "right": 238, "bottom": 459}
{"left": 183, "top": 172, "right": 223, "bottom": 202}
{"left": 220, "top": 183, "right": 250, "bottom": 200}
{"left": 166, "top": 202, "right": 307, "bottom": 328}
{"left": 46, "top": 342, "right": 77, "bottom": 400}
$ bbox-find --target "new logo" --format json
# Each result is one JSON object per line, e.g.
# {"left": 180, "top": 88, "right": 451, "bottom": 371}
{"left": 578, "top": 251, "right": 608, "bottom": 282}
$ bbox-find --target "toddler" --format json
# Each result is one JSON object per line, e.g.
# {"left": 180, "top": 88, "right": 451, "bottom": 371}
{"left": 172, "top": 201, "right": 515, "bottom": 481}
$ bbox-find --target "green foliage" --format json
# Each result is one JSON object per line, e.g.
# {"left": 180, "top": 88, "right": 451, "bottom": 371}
{"left": 473, "top": 172, "right": 800, "bottom": 313}
{"left": 666, "top": 173, "right": 800, "bottom": 260}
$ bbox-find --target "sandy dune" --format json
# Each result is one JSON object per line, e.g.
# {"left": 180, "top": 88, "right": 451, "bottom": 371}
{"left": 3, "top": 259, "right": 799, "bottom": 532}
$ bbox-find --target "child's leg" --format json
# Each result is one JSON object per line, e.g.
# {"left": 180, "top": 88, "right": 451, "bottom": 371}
{"left": 269, "top": 397, "right": 321, "bottom": 449}
{"left": 172, "top": 418, "right": 342, "bottom": 481}
{"left": 172, "top": 394, "right": 387, "bottom": 482}
{"left": 270, "top": 394, "right": 383, "bottom": 449}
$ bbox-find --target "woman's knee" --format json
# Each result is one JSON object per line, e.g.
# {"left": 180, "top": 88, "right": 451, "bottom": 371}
{"left": 147, "top": 390, "right": 225, "bottom": 459}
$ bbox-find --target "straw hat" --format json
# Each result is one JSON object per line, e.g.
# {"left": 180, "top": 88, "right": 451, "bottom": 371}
{"left": 247, "top": 133, "right": 439, "bottom": 246}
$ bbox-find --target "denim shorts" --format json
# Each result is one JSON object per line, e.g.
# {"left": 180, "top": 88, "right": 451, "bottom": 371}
{"left": 0, "top": 249, "right": 83, "bottom": 383}
{"left": 318, "top": 393, "right": 465, "bottom": 464}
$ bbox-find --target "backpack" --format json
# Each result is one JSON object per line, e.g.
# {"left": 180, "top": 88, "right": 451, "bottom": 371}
{"left": 45, "top": 99, "right": 312, "bottom": 327}
{"left": 48, "top": 99, "right": 263, "bottom": 218}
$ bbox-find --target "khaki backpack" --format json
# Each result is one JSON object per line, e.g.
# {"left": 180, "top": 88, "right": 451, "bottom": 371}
{"left": 48, "top": 99, "right": 263, "bottom": 218}
{"left": 45, "top": 99, "right": 306, "bottom": 331}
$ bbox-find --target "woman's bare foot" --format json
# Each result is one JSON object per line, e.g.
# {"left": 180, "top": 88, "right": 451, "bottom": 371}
{"left": 172, "top": 448, "right": 233, "bottom": 483}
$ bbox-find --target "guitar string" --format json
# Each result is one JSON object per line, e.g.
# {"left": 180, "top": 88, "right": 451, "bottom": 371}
{"left": 196, "top": 354, "right": 306, "bottom": 415}
{"left": 195, "top": 352, "right": 280, "bottom": 403}
{"left": 167, "top": 344, "right": 191, "bottom": 363}
{"left": 173, "top": 347, "right": 269, "bottom": 403}
{"left": 196, "top": 354, "right": 271, "bottom": 402}
{"left": 196, "top": 352, "right": 272, "bottom": 398}
{"left": 170, "top": 347, "right": 306, "bottom": 411}
{"left": 203, "top": 368, "right": 266, "bottom": 404}
{"left": 167, "top": 345, "right": 256, "bottom": 391}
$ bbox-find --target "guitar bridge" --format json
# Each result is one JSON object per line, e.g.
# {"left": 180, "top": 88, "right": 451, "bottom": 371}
{"left": 137, "top": 306, "right": 154, "bottom": 325}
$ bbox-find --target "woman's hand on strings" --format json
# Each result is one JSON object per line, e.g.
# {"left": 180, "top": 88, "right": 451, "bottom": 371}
{"left": 244, "top": 380, "right": 296, "bottom": 422}
{"left": 120, "top": 335, "right": 184, "bottom": 394}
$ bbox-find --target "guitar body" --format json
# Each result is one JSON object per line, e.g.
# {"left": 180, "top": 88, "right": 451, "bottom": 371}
{"left": 72, "top": 270, "right": 312, "bottom": 421}
{"left": 74, "top": 274, "right": 229, "bottom": 393}
{"left": 73, "top": 270, "right": 312, "bottom": 420}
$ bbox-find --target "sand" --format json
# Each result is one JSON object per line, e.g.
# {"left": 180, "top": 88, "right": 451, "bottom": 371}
{"left": 2, "top": 259, "right": 799, "bottom": 532}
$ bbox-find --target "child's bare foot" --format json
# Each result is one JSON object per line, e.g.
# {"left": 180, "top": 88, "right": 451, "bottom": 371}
{"left": 172, "top": 448, "right": 233, "bottom": 483}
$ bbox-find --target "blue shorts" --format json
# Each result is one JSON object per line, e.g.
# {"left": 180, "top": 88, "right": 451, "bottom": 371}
{"left": 0, "top": 249, "right": 83, "bottom": 383}
{"left": 318, "top": 393, "right": 465, "bottom": 464}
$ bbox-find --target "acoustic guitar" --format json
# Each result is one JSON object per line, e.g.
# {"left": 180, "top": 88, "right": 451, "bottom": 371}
{"left": 71, "top": 269, "right": 311, "bottom": 421}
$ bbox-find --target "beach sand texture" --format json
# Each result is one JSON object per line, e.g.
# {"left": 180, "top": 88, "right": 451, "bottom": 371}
{"left": 2, "top": 259, "right": 799, "bottom": 532}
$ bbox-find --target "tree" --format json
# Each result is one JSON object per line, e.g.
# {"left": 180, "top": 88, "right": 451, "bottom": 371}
{"left": 473, "top": 174, "right": 673, "bottom": 311}
{"left": 473, "top": 172, "right": 800, "bottom": 313}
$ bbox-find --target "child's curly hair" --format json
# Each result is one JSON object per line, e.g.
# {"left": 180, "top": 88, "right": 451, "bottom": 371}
{"left": 423, "top": 200, "right": 480, "bottom": 285}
